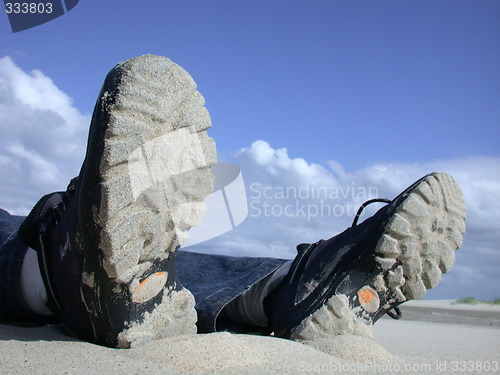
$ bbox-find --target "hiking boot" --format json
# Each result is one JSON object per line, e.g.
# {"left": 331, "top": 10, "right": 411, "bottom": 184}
{"left": 18, "top": 54, "right": 216, "bottom": 347}
{"left": 270, "top": 172, "right": 466, "bottom": 340}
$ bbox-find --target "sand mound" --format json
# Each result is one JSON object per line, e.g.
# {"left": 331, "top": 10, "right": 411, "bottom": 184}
{"left": 0, "top": 324, "right": 393, "bottom": 375}
{"left": 2, "top": 301, "right": 499, "bottom": 375}
{"left": 130, "top": 332, "right": 350, "bottom": 374}
{"left": 301, "top": 334, "right": 395, "bottom": 362}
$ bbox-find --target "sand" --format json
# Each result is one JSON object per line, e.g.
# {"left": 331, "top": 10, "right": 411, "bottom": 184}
{"left": 1, "top": 300, "right": 498, "bottom": 374}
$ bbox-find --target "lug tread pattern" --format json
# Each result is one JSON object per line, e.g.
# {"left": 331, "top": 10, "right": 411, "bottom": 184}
{"left": 376, "top": 173, "right": 466, "bottom": 304}
{"left": 86, "top": 55, "right": 216, "bottom": 346}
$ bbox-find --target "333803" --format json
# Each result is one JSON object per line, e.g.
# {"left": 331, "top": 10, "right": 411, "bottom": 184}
{"left": 5, "top": 2, "right": 53, "bottom": 14}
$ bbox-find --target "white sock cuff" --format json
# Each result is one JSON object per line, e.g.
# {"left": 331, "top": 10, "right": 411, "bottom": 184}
{"left": 20, "top": 248, "right": 54, "bottom": 317}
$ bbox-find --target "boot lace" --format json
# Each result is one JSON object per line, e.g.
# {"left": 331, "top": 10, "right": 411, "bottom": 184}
{"left": 50, "top": 177, "right": 78, "bottom": 224}
{"left": 351, "top": 198, "right": 391, "bottom": 227}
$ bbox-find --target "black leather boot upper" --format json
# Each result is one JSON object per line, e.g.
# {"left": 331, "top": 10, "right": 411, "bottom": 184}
{"left": 269, "top": 207, "right": 388, "bottom": 338}
{"left": 18, "top": 178, "right": 97, "bottom": 341}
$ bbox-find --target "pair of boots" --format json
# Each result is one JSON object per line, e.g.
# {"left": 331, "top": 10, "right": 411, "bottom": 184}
{"left": 16, "top": 55, "right": 466, "bottom": 348}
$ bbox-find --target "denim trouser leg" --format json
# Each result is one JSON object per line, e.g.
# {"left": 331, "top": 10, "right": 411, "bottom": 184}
{"left": 176, "top": 251, "right": 286, "bottom": 333}
{"left": 0, "top": 209, "right": 33, "bottom": 320}
{"left": 1, "top": 208, "right": 287, "bottom": 332}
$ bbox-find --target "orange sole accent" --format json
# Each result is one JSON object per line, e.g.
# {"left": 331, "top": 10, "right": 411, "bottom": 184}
{"left": 132, "top": 272, "right": 168, "bottom": 303}
{"left": 358, "top": 286, "right": 380, "bottom": 313}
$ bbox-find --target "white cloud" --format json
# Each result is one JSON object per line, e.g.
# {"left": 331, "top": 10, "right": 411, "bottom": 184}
{"left": 186, "top": 140, "right": 500, "bottom": 300}
{"left": 236, "top": 140, "right": 337, "bottom": 187}
{"left": 0, "top": 56, "right": 89, "bottom": 214}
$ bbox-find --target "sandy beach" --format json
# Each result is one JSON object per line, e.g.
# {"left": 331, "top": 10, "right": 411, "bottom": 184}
{"left": 1, "top": 300, "right": 498, "bottom": 374}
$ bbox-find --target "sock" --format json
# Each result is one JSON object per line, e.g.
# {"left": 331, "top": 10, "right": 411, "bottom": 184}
{"left": 20, "top": 248, "right": 54, "bottom": 316}
{"left": 223, "top": 260, "right": 292, "bottom": 328}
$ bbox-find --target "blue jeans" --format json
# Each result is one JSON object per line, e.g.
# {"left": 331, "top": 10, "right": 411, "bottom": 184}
{"left": 0, "top": 208, "right": 286, "bottom": 332}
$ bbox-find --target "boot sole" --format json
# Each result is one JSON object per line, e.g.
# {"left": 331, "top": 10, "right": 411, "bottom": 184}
{"left": 290, "top": 172, "right": 466, "bottom": 340}
{"left": 79, "top": 55, "right": 216, "bottom": 347}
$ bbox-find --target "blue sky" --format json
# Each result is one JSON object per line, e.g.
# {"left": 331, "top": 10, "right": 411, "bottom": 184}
{"left": 1, "top": 1, "right": 499, "bottom": 300}
{"left": 2, "top": 1, "right": 498, "bottom": 169}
